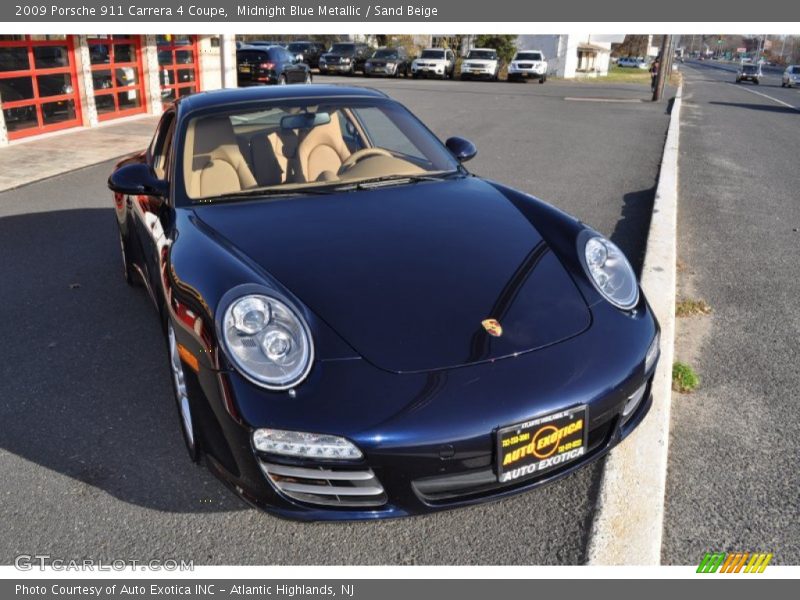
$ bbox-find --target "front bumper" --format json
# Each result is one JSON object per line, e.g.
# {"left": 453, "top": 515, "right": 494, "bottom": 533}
{"left": 412, "top": 64, "right": 446, "bottom": 76}
{"left": 365, "top": 63, "right": 398, "bottom": 76}
{"left": 179, "top": 294, "right": 660, "bottom": 521}
{"left": 319, "top": 63, "right": 352, "bottom": 73}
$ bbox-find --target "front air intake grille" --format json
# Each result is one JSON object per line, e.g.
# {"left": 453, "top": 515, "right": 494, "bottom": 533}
{"left": 258, "top": 460, "right": 387, "bottom": 508}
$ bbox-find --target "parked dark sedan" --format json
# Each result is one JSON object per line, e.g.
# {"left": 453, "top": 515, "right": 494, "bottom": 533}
{"left": 318, "top": 42, "right": 372, "bottom": 75}
{"left": 286, "top": 41, "right": 326, "bottom": 70}
{"left": 237, "top": 46, "right": 312, "bottom": 86}
{"left": 108, "top": 85, "right": 659, "bottom": 521}
{"left": 364, "top": 47, "right": 411, "bottom": 77}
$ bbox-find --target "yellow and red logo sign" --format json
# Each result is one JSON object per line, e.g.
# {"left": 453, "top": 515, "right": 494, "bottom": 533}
{"left": 481, "top": 318, "right": 503, "bottom": 337}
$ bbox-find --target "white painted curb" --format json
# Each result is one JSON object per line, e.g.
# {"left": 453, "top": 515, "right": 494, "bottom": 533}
{"left": 586, "top": 86, "right": 681, "bottom": 565}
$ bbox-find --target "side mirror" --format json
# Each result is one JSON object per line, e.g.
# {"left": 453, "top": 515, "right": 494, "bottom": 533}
{"left": 445, "top": 136, "right": 477, "bottom": 163}
{"left": 108, "top": 163, "right": 169, "bottom": 198}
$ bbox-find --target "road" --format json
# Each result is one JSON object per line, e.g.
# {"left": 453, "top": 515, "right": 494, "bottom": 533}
{"left": 662, "top": 62, "right": 800, "bottom": 563}
{"left": 0, "top": 75, "right": 671, "bottom": 565}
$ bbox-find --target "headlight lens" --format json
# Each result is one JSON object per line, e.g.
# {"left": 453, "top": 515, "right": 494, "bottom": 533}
{"left": 253, "top": 428, "right": 363, "bottom": 460}
{"left": 222, "top": 294, "right": 313, "bottom": 389}
{"left": 583, "top": 235, "right": 639, "bottom": 309}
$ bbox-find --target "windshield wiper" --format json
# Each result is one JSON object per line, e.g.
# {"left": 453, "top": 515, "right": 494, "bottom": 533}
{"left": 334, "top": 170, "right": 465, "bottom": 191}
{"left": 191, "top": 186, "right": 340, "bottom": 204}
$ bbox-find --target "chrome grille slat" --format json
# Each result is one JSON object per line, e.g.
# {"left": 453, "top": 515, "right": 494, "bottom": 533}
{"left": 263, "top": 462, "right": 376, "bottom": 481}
{"left": 278, "top": 481, "right": 385, "bottom": 496}
{"left": 258, "top": 459, "right": 387, "bottom": 508}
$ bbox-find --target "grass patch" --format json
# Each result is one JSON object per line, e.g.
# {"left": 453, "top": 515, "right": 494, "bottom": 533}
{"left": 676, "top": 298, "right": 712, "bottom": 317}
{"left": 672, "top": 362, "right": 700, "bottom": 393}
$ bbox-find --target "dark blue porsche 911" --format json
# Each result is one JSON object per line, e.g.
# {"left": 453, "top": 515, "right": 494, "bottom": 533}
{"left": 109, "top": 85, "right": 660, "bottom": 520}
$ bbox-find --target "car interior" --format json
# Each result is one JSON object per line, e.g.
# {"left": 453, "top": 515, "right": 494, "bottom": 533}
{"left": 183, "top": 105, "right": 431, "bottom": 199}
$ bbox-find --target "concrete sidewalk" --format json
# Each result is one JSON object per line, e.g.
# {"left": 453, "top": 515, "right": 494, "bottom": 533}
{"left": 0, "top": 115, "right": 159, "bottom": 193}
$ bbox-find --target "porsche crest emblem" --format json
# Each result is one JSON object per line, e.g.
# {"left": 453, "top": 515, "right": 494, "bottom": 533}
{"left": 481, "top": 318, "right": 503, "bottom": 337}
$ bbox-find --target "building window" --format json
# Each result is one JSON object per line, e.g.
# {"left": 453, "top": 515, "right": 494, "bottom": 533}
{"left": 87, "top": 35, "right": 147, "bottom": 120}
{"left": 0, "top": 35, "right": 82, "bottom": 140}
{"left": 157, "top": 35, "right": 199, "bottom": 102}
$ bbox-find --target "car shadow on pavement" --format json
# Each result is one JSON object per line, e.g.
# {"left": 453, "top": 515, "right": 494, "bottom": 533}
{"left": 708, "top": 101, "right": 799, "bottom": 114}
{"left": 0, "top": 208, "right": 246, "bottom": 514}
{"left": 609, "top": 187, "right": 656, "bottom": 275}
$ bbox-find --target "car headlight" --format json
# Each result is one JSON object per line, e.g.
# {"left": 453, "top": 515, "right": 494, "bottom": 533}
{"left": 221, "top": 294, "right": 314, "bottom": 390}
{"left": 581, "top": 235, "right": 639, "bottom": 310}
{"left": 253, "top": 428, "right": 363, "bottom": 459}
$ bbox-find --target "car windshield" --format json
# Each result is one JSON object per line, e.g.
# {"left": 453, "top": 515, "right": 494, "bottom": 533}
{"left": 467, "top": 50, "right": 497, "bottom": 60}
{"left": 792, "top": 66, "right": 800, "bottom": 73}
{"left": 329, "top": 44, "right": 355, "bottom": 54}
{"left": 516, "top": 52, "right": 542, "bottom": 61}
{"left": 287, "top": 43, "right": 308, "bottom": 52}
{"left": 181, "top": 98, "right": 462, "bottom": 203}
{"left": 373, "top": 49, "right": 398, "bottom": 58}
{"left": 743, "top": 65, "right": 758, "bottom": 73}
{"left": 420, "top": 50, "right": 445, "bottom": 59}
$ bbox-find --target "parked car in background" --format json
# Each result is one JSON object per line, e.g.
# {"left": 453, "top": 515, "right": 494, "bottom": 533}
{"left": 364, "top": 47, "right": 411, "bottom": 78}
{"left": 286, "top": 41, "right": 326, "bottom": 70}
{"left": 318, "top": 42, "right": 372, "bottom": 75}
{"left": 460, "top": 48, "right": 500, "bottom": 80}
{"left": 246, "top": 40, "right": 287, "bottom": 48}
{"left": 507, "top": 50, "right": 548, "bottom": 83}
{"left": 237, "top": 46, "right": 312, "bottom": 86}
{"left": 618, "top": 57, "right": 648, "bottom": 69}
{"left": 411, "top": 48, "right": 456, "bottom": 79}
{"left": 782, "top": 65, "right": 800, "bottom": 88}
{"left": 735, "top": 63, "right": 761, "bottom": 85}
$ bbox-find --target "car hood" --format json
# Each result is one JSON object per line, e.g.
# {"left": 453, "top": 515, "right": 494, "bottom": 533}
{"left": 193, "top": 177, "right": 591, "bottom": 373}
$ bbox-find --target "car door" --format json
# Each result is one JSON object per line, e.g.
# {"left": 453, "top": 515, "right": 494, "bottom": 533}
{"left": 131, "top": 110, "right": 175, "bottom": 297}
{"left": 281, "top": 49, "right": 305, "bottom": 83}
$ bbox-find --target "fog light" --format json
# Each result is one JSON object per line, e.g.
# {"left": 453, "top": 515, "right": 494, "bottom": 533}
{"left": 253, "top": 428, "right": 363, "bottom": 460}
{"left": 622, "top": 382, "right": 647, "bottom": 419}
{"left": 645, "top": 332, "right": 660, "bottom": 372}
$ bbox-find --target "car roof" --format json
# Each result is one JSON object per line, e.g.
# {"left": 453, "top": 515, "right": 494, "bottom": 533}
{"left": 176, "top": 84, "right": 389, "bottom": 114}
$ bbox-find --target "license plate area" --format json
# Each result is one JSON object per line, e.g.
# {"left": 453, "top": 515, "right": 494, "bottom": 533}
{"left": 496, "top": 405, "right": 588, "bottom": 483}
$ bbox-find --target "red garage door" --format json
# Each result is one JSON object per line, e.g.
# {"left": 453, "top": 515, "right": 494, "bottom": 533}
{"left": 157, "top": 35, "right": 200, "bottom": 102}
{"left": 87, "top": 35, "right": 147, "bottom": 121}
{"left": 0, "top": 35, "right": 82, "bottom": 140}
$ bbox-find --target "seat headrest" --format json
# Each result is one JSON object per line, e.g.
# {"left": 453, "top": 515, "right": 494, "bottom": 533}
{"left": 193, "top": 116, "right": 237, "bottom": 156}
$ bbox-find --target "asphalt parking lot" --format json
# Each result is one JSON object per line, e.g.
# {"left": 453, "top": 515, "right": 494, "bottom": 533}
{"left": 0, "top": 75, "right": 672, "bottom": 565}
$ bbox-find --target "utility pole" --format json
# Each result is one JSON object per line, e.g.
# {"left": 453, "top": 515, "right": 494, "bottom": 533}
{"left": 652, "top": 34, "right": 672, "bottom": 101}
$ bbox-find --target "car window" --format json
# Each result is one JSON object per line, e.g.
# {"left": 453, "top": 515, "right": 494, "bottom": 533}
{"left": 181, "top": 99, "right": 460, "bottom": 202}
{"left": 352, "top": 106, "right": 424, "bottom": 160}
{"left": 467, "top": 50, "right": 497, "bottom": 60}
{"left": 150, "top": 112, "right": 176, "bottom": 179}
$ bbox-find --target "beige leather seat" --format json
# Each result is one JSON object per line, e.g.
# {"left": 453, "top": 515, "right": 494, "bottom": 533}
{"left": 184, "top": 117, "right": 257, "bottom": 198}
{"left": 256, "top": 130, "right": 301, "bottom": 185}
{"left": 295, "top": 112, "right": 351, "bottom": 182}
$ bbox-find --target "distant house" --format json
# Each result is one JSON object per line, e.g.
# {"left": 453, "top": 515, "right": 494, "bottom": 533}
{"left": 516, "top": 34, "right": 625, "bottom": 78}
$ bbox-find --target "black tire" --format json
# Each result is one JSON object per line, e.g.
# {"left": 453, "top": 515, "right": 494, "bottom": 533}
{"left": 754, "top": 79, "right": 759, "bottom": 85}
{"left": 460, "top": 74, "right": 468, "bottom": 81}
{"left": 412, "top": 72, "right": 418, "bottom": 79}
{"left": 539, "top": 75, "right": 546, "bottom": 84}
{"left": 782, "top": 81, "right": 786, "bottom": 87}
